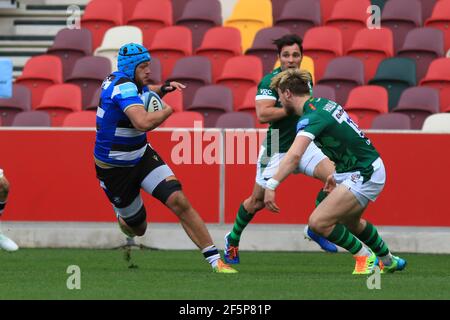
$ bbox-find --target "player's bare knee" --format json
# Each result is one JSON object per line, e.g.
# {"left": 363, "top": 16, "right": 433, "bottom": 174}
{"left": 167, "top": 191, "right": 191, "bottom": 217}
{"left": 243, "top": 196, "right": 264, "bottom": 214}
{"left": 308, "top": 215, "right": 329, "bottom": 235}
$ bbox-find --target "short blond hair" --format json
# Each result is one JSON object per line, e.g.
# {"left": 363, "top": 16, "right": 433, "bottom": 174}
{"left": 270, "top": 69, "right": 312, "bottom": 96}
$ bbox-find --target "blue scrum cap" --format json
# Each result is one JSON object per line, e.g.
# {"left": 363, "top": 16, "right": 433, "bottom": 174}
{"left": 117, "top": 43, "right": 151, "bottom": 80}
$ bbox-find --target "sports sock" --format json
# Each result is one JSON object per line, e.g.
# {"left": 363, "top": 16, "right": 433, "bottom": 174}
{"left": 202, "top": 245, "right": 221, "bottom": 268}
{"left": 326, "top": 223, "right": 363, "bottom": 255}
{"left": 228, "top": 203, "right": 254, "bottom": 246}
{"left": 356, "top": 221, "right": 391, "bottom": 261}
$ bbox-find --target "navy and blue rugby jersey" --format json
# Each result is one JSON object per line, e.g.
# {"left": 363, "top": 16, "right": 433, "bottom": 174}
{"left": 94, "top": 71, "right": 150, "bottom": 166}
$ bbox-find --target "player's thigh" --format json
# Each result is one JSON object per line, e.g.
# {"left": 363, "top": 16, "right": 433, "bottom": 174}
{"left": 309, "top": 184, "right": 363, "bottom": 227}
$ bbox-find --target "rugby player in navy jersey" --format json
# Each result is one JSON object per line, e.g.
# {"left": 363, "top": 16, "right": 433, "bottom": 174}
{"left": 94, "top": 43, "right": 236, "bottom": 273}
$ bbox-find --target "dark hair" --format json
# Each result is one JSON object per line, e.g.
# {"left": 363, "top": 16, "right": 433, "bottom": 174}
{"left": 273, "top": 34, "right": 303, "bottom": 56}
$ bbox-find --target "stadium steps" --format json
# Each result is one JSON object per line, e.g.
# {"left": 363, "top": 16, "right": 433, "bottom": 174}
{"left": 0, "top": 1, "right": 85, "bottom": 78}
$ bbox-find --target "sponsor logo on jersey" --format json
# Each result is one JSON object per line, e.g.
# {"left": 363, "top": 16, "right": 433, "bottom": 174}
{"left": 323, "top": 102, "right": 337, "bottom": 112}
{"left": 118, "top": 82, "right": 138, "bottom": 99}
{"left": 259, "top": 89, "right": 273, "bottom": 96}
{"left": 309, "top": 103, "right": 316, "bottom": 111}
{"left": 350, "top": 173, "right": 361, "bottom": 183}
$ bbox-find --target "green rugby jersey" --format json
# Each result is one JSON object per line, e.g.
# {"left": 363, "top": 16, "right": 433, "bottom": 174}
{"left": 296, "top": 98, "right": 380, "bottom": 181}
{"left": 256, "top": 67, "right": 300, "bottom": 156}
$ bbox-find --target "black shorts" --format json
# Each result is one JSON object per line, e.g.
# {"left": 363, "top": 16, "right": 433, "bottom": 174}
{"left": 95, "top": 146, "right": 174, "bottom": 209}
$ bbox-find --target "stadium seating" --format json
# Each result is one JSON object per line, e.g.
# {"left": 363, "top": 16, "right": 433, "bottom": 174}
{"left": 245, "top": 26, "right": 290, "bottom": 75}
{"left": 176, "top": 0, "right": 222, "bottom": 51}
{"left": 149, "top": 26, "right": 193, "bottom": 80}
{"left": 324, "top": 0, "right": 371, "bottom": 53}
{"left": 47, "top": 28, "right": 92, "bottom": 81}
{"left": 344, "top": 85, "right": 388, "bottom": 129}
{"left": 312, "top": 84, "right": 336, "bottom": 101}
{"left": 274, "top": 0, "right": 321, "bottom": 38}
{"left": 317, "top": 56, "right": 364, "bottom": 106}
{"left": 303, "top": 26, "right": 343, "bottom": 81}
{"left": 320, "top": 0, "right": 339, "bottom": 23}
{"left": 419, "top": 58, "right": 450, "bottom": 93}
{"left": 166, "top": 56, "right": 212, "bottom": 109}
{"left": 216, "top": 55, "right": 263, "bottom": 108}
{"left": 425, "top": 0, "right": 450, "bottom": 51}
{"left": 94, "top": 26, "right": 143, "bottom": 71}
{"left": 195, "top": 27, "right": 242, "bottom": 82}
{"left": 368, "top": 57, "right": 417, "bottom": 110}
{"left": 215, "top": 111, "right": 255, "bottom": 128}
{"left": 186, "top": 85, "right": 233, "bottom": 127}
{"left": 371, "top": 113, "right": 412, "bottom": 129}
{"left": 81, "top": 0, "right": 123, "bottom": 51}
{"left": 162, "top": 111, "right": 204, "bottom": 127}
{"left": 440, "top": 87, "right": 450, "bottom": 112}
{"left": 381, "top": 0, "right": 422, "bottom": 54}
{"left": 162, "top": 89, "right": 183, "bottom": 113}
{"left": 392, "top": 86, "right": 440, "bottom": 129}
{"left": 346, "top": 28, "right": 394, "bottom": 83}
{"left": 418, "top": 0, "right": 438, "bottom": 22}
{"left": 224, "top": 0, "right": 273, "bottom": 52}
{"left": 234, "top": 85, "right": 267, "bottom": 128}
{"left": 15, "top": 55, "right": 63, "bottom": 109}
{"left": 62, "top": 111, "right": 97, "bottom": 127}
{"left": 35, "top": 84, "right": 83, "bottom": 126}
{"left": 11, "top": 110, "right": 51, "bottom": 127}
{"left": 126, "top": 0, "right": 173, "bottom": 49}
{"left": 66, "top": 56, "right": 111, "bottom": 109}
{"left": 84, "top": 87, "right": 101, "bottom": 111}
{"left": 118, "top": 0, "right": 141, "bottom": 23}
{"left": 397, "top": 28, "right": 445, "bottom": 83}
{"left": 271, "top": 0, "right": 290, "bottom": 22}
{"left": 422, "top": 113, "right": 450, "bottom": 132}
{"left": 0, "top": 84, "right": 31, "bottom": 126}
{"left": 172, "top": 0, "right": 192, "bottom": 22}
{"left": 148, "top": 56, "right": 162, "bottom": 85}
{"left": 371, "top": 0, "right": 387, "bottom": 12}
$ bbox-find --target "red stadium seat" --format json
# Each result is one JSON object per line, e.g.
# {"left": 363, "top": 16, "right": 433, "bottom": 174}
{"left": 303, "top": 26, "right": 343, "bottom": 81}
{"left": 371, "top": 113, "right": 412, "bottom": 130}
{"left": 320, "top": 0, "right": 339, "bottom": 23}
{"left": 195, "top": 27, "right": 242, "bottom": 82}
{"left": 62, "top": 111, "right": 97, "bottom": 127}
{"left": 325, "top": 0, "right": 371, "bottom": 53}
{"left": 346, "top": 28, "right": 394, "bottom": 83}
{"left": 425, "top": 0, "right": 450, "bottom": 51}
{"left": 441, "top": 87, "right": 450, "bottom": 113}
{"left": 118, "top": 0, "right": 141, "bottom": 23}
{"left": 126, "top": 0, "right": 173, "bottom": 49}
{"left": 81, "top": 0, "right": 123, "bottom": 51}
{"left": 235, "top": 85, "right": 267, "bottom": 129}
{"left": 162, "top": 89, "right": 183, "bottom": 113}
{"left": 162, "top": 111, "right": 204, "bottom": 128}
{"left": 215, "top": 112, "right": 255, "bottom": 128}
{"left": 345, "top": 85, "right": 388, "bottom": 129}
{"left": 36, "top": 84, "right": 82, "bottom": 126}
{"left": 274, "top": 0, "right": 322, "bottom": 38}
{"left": 15, "top": 55, "right": 63, "bottom": 109}
{"left": 216, "top": 56, "right": 263, "bottom": 109}
{"left": 0, "top": 84, "right": 31, "bottom": 126}
{"left": 149, "top": 26, "right": 192, "bottom": 80}
{"left": 420, "top": 58, "right": 450, "bottom": 92}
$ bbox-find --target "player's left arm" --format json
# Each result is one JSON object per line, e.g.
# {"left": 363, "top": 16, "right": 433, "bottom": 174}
{"left": 149, "top": 81, "right": 186, "bottom": 98}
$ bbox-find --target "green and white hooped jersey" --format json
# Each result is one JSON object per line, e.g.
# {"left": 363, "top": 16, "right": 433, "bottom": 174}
{"left": 296, "top": 98, "right": 380, "bottom": 181}
{"left": 255, "top": 67, "right": 300, "bottom": 156}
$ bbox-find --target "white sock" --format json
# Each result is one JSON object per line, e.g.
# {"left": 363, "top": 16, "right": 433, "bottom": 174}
{"left": 201, "top": 245, "right": 220, "bottom": 268}
{"left": 354, "top": 246, "right": 371, "bottom": 257}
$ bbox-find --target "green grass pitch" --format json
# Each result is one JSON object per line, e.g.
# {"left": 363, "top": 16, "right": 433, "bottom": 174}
{"left": 1, "top": 249, "right": 449, "bottom": 300}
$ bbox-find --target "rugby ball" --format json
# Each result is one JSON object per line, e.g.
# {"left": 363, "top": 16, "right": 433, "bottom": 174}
{"left": 141, "top": 91, "right": 164, "bottom": 112}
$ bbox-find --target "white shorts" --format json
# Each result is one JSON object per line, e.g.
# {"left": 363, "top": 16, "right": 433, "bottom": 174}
{"left": 334, "top": 157, "right": 386, "bottom": 208}
{"left": 256, "top": 142, "right": 327, "bottom": 188}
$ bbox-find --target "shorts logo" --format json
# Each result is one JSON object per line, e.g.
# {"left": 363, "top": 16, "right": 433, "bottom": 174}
{"left": 113, "top": 197, "right": 122, "bottom": 205}
{"left": 153, "top": 155, "right": 159, "bottom": 161}
{"left": 351, "top": 173, "right": 361, "bottom": 183}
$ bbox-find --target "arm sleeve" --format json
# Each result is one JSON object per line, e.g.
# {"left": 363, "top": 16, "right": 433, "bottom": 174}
{"left": 255, "top": 77, "right": 277, "bottom": 101}
{"left": 111, "top": 80, "right": 144, "bottom": 112}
